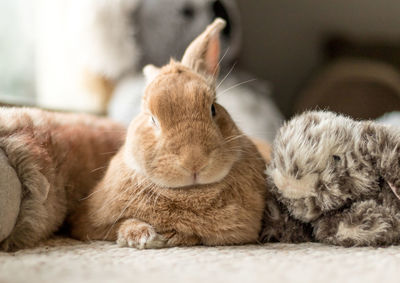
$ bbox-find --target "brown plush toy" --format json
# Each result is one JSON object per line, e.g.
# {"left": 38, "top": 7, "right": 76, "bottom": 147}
{"left": 0, "top": 107, "right": 125, "bottom": 251}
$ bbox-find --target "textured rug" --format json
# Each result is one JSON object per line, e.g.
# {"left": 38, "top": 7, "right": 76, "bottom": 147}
{"left": 1, "top": 237, "right": 400, "bottom": 283}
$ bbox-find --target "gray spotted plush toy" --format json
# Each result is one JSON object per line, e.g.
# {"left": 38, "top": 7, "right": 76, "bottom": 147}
{"left": 262, "top": 111, "right": 400, "bottom": 247}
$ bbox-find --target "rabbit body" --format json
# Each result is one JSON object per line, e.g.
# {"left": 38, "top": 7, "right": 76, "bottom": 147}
{"left": 70, "top": 19, "right": 267, "bottom": 249}
{"left": 70, "top": 129, "right": 266, "bottom": 248}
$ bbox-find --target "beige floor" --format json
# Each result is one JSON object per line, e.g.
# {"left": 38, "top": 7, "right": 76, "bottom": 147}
{"left": 1, "top": 237, "right": 400, "bottom": 283}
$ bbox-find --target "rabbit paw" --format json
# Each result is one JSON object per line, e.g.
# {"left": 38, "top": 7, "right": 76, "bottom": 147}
{"left": 314, "top": 200, "right": 398, "bottom": 247}
{"left": 117, "top": 219, "right": 166, "bottom": 249}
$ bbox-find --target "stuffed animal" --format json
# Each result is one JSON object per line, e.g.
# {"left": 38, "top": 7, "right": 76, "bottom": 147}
{"left": 70, "top": 19, "right": 268, "bottom": 249}
{"left": 37, "top": 0, "right": 282, "bottom": 142}
{"left": 263, "top": 110, "right": 400, "bottom": 246}
{"left": 0, "top": 108, "right": 125, "bottom": 251}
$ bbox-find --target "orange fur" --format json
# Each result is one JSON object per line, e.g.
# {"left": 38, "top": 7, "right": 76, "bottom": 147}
{"left": 0, "top": 107, "right": 125, "bottom": 251}
{"left": 70, "top": 19, "right": 267, "bottom": 248}
{"left": 251, "top": 138, "right": 272, "bottom": 164}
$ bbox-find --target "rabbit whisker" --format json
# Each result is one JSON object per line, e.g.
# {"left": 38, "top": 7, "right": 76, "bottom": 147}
{"left": 103, "top": 191, "right": 137, "bottom": 240}
{"left": 213, "top": 47, "right": 230, "bottom": 78}
{"left": 223, "top": 134, "right": 247, "bottom": 144}
{"left": 102, "top": 180, "right": 155, "bottom": 240}
{"left": 217, "top": 79, "right": 257, "bottom": 97}
{"left": 100, "top": 150, "right": 119, "bottom": 156}
{"left": 216, "top": 61, "right": 236, "bottom": 90}
{"left": 90, "top": 166, "right": 108, "bottom": 173}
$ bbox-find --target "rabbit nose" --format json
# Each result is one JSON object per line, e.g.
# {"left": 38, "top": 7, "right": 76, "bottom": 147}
{"left": 179, "top": 145, "right": 208, "bottom": 174}
{"left": 181, "top": 159, "right": 208, "bottom": 175}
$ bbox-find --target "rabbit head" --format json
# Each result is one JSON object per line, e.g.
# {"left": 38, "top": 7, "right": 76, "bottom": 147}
{"left": 123, "top": 19, "right": 243, "bottom": 188}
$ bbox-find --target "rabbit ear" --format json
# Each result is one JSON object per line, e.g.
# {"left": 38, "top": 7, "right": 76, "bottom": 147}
{"left": 181, "top": 18, "right": 226, "bottom": 81}
{"left": 143, "top": 64, "right": 161, "bottom": 85}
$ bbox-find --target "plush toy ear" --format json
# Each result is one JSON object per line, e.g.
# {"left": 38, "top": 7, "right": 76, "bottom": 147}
{"left": 181, "top": 18, "right": 226, "bottom": 82}
{"left": 143, "top": 64, "right": 161, "bottom": 85}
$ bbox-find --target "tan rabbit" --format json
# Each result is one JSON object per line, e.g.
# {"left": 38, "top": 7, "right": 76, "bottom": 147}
{"left": 70, "top": 18, "right": 267, "bottom": 249}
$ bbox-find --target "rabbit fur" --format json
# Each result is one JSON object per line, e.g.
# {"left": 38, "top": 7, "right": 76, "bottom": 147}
{"left": 70, "top": 19, "right": 267, "bottom": 249}
{"left": 0, "top": 108, "right": 124, "bottom": 251}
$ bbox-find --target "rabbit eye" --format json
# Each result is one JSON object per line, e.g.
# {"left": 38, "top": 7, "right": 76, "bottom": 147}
{"left": 151, "top": 116, "right": 159, "bottom": 127}
{"left": 211, "top": 104, "right": 216, "bottom": 117}
{"left": 333, "top": 155, "right": 341, "bottom": 162}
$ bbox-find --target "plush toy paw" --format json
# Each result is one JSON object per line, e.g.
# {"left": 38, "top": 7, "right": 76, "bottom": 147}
{"left": 314, "top": 200, "right": 400, "bottom": 247}
{"left": 117, "top": 219, "right": 166, "bottom": 249}
{"left": 0, "top": 149, "right": 22, "bottom": 244}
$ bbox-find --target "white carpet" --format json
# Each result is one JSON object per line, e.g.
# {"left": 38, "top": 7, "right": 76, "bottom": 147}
{"left": 1, "top": 237, "right": 400, "bottom": 283}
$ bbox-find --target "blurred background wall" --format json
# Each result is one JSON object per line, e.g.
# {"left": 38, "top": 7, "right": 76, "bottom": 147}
{"left": 0, "top": 0, "right": 35, "bottom": 104}
{"left": 237, "top": 0, "right": 400, "bottom": 116}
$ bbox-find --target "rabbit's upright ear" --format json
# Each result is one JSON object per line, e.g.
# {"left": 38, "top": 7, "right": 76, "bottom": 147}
{"left": 181, "top": 18, "right": 226, "bottom": 82}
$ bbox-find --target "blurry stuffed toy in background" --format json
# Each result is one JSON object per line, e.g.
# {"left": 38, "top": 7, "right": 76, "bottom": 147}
{"left": 36, "top": 0, "right": 283, "bottom": 143}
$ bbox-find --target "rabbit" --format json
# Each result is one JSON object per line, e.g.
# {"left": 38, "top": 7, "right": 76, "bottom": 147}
{"left": 69, "top": 18, "right": 268, "bottom": 249}
{"left": 264, "top": 110, "right": 400, "bottom": 246}
{"left": 0, "top": 107, "right": 125, "bottom": 251}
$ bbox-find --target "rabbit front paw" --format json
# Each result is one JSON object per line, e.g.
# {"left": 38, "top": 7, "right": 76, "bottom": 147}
{"left": 117, "top": 219, "right": 166, "bottom": 249}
